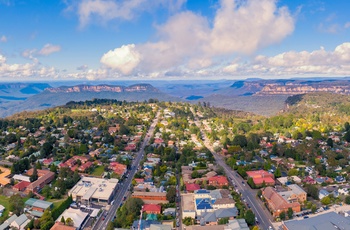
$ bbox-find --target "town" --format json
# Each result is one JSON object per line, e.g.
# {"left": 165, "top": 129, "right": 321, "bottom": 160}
{"left": 0, "top": 99, "right": 350, "bottom": 230}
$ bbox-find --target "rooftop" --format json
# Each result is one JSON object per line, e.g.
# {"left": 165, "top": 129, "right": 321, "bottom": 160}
{"left": 283, "top": 211, "right": 350, "bottom": 230}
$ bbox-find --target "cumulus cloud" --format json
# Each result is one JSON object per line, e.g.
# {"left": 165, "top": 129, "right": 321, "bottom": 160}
{"left": 101, "top": 0, "right": 295, "bottom": 75}
{"left": 0, "top": 52, "right": 59, "bottom": 79}
{"left": 0, "top": 35, "right": 7, "bottom": 42}
{"left": 38, "top": 44, "right": 61, "bottom": 56}
{"left": 65, "top": 0, "right": 186, "bottom": 28}
{"left": 222, "top": 42, "right": 350, "bottom": 77}
{"left": 100, "top": 44, "right": 141, "bottom": 74}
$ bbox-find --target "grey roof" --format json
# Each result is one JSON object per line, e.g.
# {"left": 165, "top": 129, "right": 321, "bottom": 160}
{"left": 25, "top": 198, "right": 53, "bottom": 210}
{"left": 283, "top": 212, "right": 350, "bottom": 230}
{"left": 150, "top": 224, "right": 172, "bottom": 230}
{"left": 200, "top": 208, "right": 238, "bottom": 223}
{"left": 13, "top": 214, "right": 29, "bottom": 226}
{"left": 287, "top": 184, "right": 306, "bottom": 195}
{"left": 225, "top": 219, "right": 249, "bottom": 230}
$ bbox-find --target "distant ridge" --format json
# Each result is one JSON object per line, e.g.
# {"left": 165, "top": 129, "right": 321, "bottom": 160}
{"left": 46, "top": 83, "right": 159, "bottom": 93}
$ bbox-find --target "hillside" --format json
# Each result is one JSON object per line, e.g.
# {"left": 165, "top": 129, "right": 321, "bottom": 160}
{"left": 0, "top": 84, "right": 180, "bottom": 118}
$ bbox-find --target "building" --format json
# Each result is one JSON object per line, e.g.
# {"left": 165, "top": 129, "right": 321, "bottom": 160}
{"left": 13, "top": 181, "right": 31, "bottom": 192}
{"left": 0, "top": 166, "right": 10, "bottom": 187}
{"left": 278, "top": 184, "right": 307, "bottom": 204}
{"left": 225, "top": 219, "right": 249, "bottom": 230}
{"left": 199, "top": 208, "right": 238, "bottom": 226}
{"left": 143, "top": 204, "right": 162, "bottom": 214}
{"left": 25, "top": 198, "right": 53, "bottom": 217}
{"left": 282, "top": 212, "right": 350, "bottom": 230}
{"left": 186, "top": 183, "right": 201, "bottom": 192}
{"left": 26, "top": 169, "right": 55, "bottom": 193}
{"left": 56, "top": 208, "right": 89, "bottom": 230}
{"left": 109, "top": 162, "right": 127, "bottom": 176}
{"left": 132, "top": 192, "right": 168, "bottom": 204}
{"left": 68, "top": 177, "right": 119, "bottom": 206}
{"left": 50, "top": 222, "right": 76, "bottom": 230}
{"left": 208, "top": 176, "right": 229, "bottom": 188}
{"left": 246, "top": 170, "right": 275, "bottom": 187}
{"left": 0, "top": 214, "right": 30, "bottom": 230}
{"left": 262, "top": 187, "right": 301, "bottom": 217}
{"left": 194, "top": 190, "right": 235, "bottom": 216}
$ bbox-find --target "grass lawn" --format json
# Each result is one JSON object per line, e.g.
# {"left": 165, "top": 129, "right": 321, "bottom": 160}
{"left": 48, "top": 197, "right": 68, "bottom": 209}
{"left": 91, "top": 165, "right": 105, "bottom": 177}
{"left": 0, "top": 195, "right": 10, "bottom": 223}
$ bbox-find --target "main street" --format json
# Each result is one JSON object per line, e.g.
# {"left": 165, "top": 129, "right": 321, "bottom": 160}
{"left": 93, "top": 110, "right": 160, "bottom": 230}
{"left": 192, "top": 112, "right": 274, "bottom": 230}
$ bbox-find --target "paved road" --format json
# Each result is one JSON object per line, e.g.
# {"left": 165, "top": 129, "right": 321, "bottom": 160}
{"left": 192, "top": 112, "right": 274, "bottom": 230}
{"left": 93, "top": 110, "right": 160, "bottom": 230}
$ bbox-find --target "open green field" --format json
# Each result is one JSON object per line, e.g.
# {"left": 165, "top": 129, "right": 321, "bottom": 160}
{"left": 0, "top": 195, "right": 10, "bottom": 223}
{"left": 90, "top": 165, "right": 105, "bottom": 177}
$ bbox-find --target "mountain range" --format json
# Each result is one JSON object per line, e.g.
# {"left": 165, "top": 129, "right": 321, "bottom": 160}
{"left": 2, "top": 78, "right": 350, "bottom": 117}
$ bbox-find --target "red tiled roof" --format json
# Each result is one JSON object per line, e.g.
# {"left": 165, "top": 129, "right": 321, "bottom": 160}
{"left": 208, "top": 176, "right": 229, "bottom": 185}
{"left": 186, "top": 183, "right": 200, "bottom": 191}
{"left": 253, "top": 177, "right": 275, "bottom": 185}
{"left": 143, "top": 204, "right": 161, "bottom": 212}
{"left": 13, "top": 181, "right": 30, "bottom": 191}
{"left": 246, "top": 170, "right": 274, "bottom": 179}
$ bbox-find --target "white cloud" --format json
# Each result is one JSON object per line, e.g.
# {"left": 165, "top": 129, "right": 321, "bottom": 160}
{"left": 66, "top": 0, "right": 186, "bottom": 28}
{"left": 100, "top": 44, "right": 141, "bottom": 74}
{"left": 38, "top": 44, "right": 61, "bottom": 56}
{"left": 0, "top": 52, "right": 59, "bottom": 79}
{"left": 222, "top": 42, "right": 350, "bottom": 77}
{"left": 0, "top": 35, "right": 7, "bottom": 42}
{"left": 101, "top": 0, "right": 295, "bottom": 75}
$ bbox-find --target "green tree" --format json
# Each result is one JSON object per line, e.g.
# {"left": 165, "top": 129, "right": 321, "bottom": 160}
{"left": 327, "top": 138, "right": 333, "bottom": 148}
{"left": 274, "top": 167, "right": 282, "bottom": 178}
{"left": 305, "top": 184, "right": 319, "bottom": 200}
{"left": 279, "top": 211, "right": 286, "bottom": 220}
{"left": 287, "top": 208, "right": 293, "bottom": 219}
{"left": 345, "top": 196, "right": 350, "bottom": 204}
{"left": 344, "top": 131, "right": 350, "bottom": 142}
{"left": 60, "top": 216, "right": 65, "bottom": 224}
{"left": 233, "top": 135, "right": 248, "bottom": 148}
{"left": 218, "top": 217, "right": 229, "bottom": 225}
{"left": 166, "top": 187, "right": 177, "bottom": 203}
{"left": 244, "top": 209, "right": 255, "bottom": 226}
{"left": 9, "top": 194, "right": 24, "bottom": 215}
{"left": 247, "top": 177, "right": 256, "bottom": 189}
{"left": 66, "top": 217, "right": 74, "bottom": 226}
{"left": 30, "top": 167, "right": 38, "bottom": 182}
{"left": 321, "top": 196, "right": 331, "bottom": 205}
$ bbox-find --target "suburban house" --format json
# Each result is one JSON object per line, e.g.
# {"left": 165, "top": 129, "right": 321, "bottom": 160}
{"left": 208, "top": 176, "right": 229, "bottom": 188}
{"left": 109, "top": 162, "right": 127, "bottom": 176}
{"left": 25, "top": 198, "right": 53, "bottom": 217}
{"left": 186, "top": 183, "right": 201, "bottom": 193}
{"left": 262, "top": 187, "right": 301, "bottom": 217}
{"left": 56, "top": 208, "right": 89, "bottom": 230}
{"left": 246, "top": 170, "right": 275, "bottom": 187}
{"left": 199, "top": 208, "right": 238, "bottom": 226}
{"left": 143, "top": 204, "right": 162, "bottom": 214}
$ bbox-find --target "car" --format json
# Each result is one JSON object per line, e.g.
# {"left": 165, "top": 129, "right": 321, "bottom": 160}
{"left": 303, "top": 216, "right": 309, "bottom": 219}
{"left": 268, "top": 226, "right": 273, "bottom": 230}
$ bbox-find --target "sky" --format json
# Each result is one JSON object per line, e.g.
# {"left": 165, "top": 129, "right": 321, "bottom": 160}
{"left": 0, "top": 0, "right": 350, "bottom": 81}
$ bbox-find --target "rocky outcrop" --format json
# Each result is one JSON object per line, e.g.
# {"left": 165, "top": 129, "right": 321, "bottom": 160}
{"left": 256, "top": 83, "right": 350, "bottom": 95}
{"left": 46, "top": 84, "right": 159, "bottom": 93}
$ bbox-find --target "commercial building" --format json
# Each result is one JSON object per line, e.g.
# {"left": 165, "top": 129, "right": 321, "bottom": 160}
{"left": 262, "top": 187, "right": 301, "bottom": 218}
{"left": 282, "top": 212, "right": 350, "bottom": 230}
{"left": 56, "top": 208, "right": 89, "bottom": 230}
{"left": 68, "top": 177, "right": 118, "bottom": 206}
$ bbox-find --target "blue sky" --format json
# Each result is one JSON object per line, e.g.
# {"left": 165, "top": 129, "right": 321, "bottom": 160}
{"left": 0, "top": 0, "right": 350, "bottom": 81}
